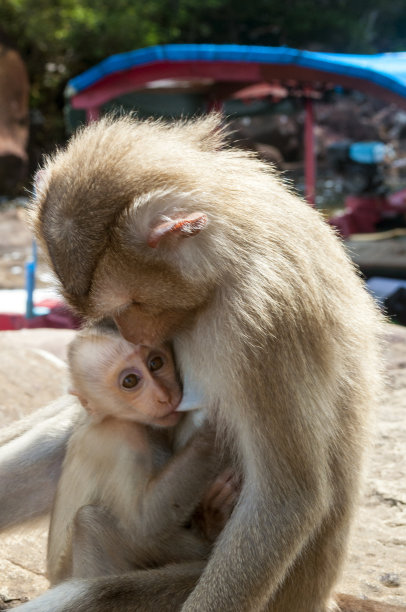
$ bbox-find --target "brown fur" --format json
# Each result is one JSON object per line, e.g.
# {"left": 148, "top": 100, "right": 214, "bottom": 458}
{"left": 28, "top": 114, "right": 383, "bottom": 611}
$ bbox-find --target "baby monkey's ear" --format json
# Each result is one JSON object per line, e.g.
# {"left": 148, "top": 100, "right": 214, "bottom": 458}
{"left": 147, "top": 213, "right": 208, "bottom": 248}
{"left": 68, "top": 388, "right": 94, "bottom": 413}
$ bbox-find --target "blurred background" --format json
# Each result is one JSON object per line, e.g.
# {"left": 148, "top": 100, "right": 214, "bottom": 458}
{"left": 2, "top": 0, "right": 406, "bottom": 322}
{"left": 1, "top": 0, "right": 406, "bottom": 196}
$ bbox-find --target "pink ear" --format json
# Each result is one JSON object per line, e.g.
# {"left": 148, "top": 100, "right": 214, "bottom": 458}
{"left": 147, "top": 213, "right": 208, "bottom": 248}
{"left": 69, "top": 388, "right": 89, "bottom": 409}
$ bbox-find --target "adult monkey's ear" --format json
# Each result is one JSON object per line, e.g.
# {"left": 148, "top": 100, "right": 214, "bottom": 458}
{"left": 147, "top": 213, "right": 208, "bottom": 248}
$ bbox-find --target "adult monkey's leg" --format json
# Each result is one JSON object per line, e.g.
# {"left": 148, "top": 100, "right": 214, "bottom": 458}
{"left": 17, "top": 562, "right": 204, "bottom": 612}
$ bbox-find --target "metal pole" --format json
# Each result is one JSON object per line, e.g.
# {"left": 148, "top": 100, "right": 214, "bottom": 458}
{"left": 304, "top": 96, "right": 316, "bottom": 206}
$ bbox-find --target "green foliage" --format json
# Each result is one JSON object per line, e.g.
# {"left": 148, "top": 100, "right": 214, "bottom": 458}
{"left": 1, "top": 0, "right": 406, "bottom": 148}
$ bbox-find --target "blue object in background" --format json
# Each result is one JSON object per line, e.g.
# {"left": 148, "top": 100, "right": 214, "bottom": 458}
{"left": 25, "top": 240, "right": 50, "bottom": 318}
{"left": 25, "top": 240, "right": 36, "bottom": 318}
{"left": 366, "top": 277, "right": 406, "bottom": 306}
{"left": 349, "top": 142, "right": 388, "bottom": 164}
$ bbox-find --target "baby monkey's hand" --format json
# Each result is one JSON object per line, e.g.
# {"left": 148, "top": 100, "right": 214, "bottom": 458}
{"left": 195, "top": 468, "right": 241, "bottom": 542}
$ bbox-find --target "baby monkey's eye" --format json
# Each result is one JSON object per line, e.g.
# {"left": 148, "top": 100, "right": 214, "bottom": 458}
{"left": 148, "top": 355, "right": 164, "bottom": 372}
{"left": 119, "top": 370, "right": 141, "bottom": 390}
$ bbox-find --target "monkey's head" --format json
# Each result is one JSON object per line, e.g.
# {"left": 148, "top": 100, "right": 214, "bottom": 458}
{"left": 31, "top": 114, "right": 250, "bottom": 345}
{"left": 69, "top": 327, "right": 183, "bottom": 428}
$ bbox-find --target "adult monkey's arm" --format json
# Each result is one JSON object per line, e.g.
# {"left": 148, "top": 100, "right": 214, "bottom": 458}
{"left": 0, "top": 397, "right": 79, "bottom": 528}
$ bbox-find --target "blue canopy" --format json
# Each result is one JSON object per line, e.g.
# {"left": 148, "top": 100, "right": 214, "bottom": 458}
{"left": 66, "top": 44, "right": 406, "bottom": 107}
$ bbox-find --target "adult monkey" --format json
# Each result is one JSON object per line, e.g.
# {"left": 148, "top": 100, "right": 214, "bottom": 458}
{"left": 6, "top": 114, "right": 383, "bottom": 611}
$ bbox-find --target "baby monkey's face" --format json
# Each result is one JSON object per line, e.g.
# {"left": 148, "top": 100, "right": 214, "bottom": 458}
{"left": 71, "top": 334, "right": 183, "bottom": 428}
{"left": 112, "top": 343, "right": 183, "bottom": 428}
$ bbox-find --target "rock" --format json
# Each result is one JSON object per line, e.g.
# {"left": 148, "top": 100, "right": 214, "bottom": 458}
{"left": 380, "top": 574, "right": 402, "bottom": 588}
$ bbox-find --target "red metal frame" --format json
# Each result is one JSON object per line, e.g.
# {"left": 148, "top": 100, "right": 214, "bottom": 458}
{"left": 71, "top": 60, "right": 406, "bottom": 112}
{"left": 304, "top": 98, "right": 315, "bottom": 206}
{"left": 71, "top": 61, "right": 264, "bottom": 109}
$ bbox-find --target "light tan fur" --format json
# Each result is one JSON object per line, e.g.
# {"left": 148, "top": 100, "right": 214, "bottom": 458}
{"left": 24, "top": 114, "right": 383, "bottom": 611}
{"left": 67, "top": 322, "right": 182, "bottom": 426}
{"left": 48, "top": 324, "right": 231, "bottom": 585}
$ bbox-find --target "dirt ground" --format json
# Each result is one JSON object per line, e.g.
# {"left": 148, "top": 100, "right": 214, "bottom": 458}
{"left": 0, "top": 206, "right": 405, "bottom": 608}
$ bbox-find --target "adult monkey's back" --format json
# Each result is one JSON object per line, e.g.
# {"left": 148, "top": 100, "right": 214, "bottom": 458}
{"left": 30, "top": 115, "right": 382, "bottom": 611}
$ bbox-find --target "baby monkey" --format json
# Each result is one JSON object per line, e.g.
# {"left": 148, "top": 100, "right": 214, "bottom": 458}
{"left": 47, "top": 321, "right": 237, "bottom": 585}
